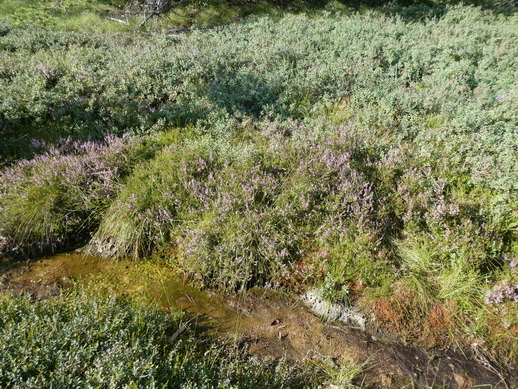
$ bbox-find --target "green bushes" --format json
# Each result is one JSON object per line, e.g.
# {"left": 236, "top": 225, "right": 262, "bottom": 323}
{"left": 2, "top": 6, "right": 517, "bottom": 177}
{"left": 0, "top": 4, "right": 516, "bottom": 360}
{"left": 0, "top": 291, "right": 320, "bottom": 388}
{"left": 88, "top": 126, "right": 389, "bottom": 289}
{"left": 1, "top": 5, "right": 516, "bottom": 275}
{"left": 87, "top": 121, "right": 515, "bottom": 295}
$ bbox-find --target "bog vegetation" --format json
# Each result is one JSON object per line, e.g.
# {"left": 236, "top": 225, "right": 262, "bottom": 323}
{"left": 0, "top": 0, "right": 516, "bottom": 386}
{"left": 0, "top": 290, "right": 321, "bottom": 388}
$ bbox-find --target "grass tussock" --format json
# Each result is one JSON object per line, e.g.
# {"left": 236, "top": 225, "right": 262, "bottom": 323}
{"left": 0, "top": 136, "right": 153, "bottom": 255}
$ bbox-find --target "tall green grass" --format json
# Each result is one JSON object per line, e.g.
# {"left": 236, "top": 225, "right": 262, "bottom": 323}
{"left": 0, "top": 135, "right": 161, "bottom": 256}
{"left": 0, "top": 0, "right": 134, "bottom": 31}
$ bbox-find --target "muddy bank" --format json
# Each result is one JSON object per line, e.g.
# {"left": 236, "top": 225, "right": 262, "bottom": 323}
{"left": 0, "top": 253, "right": 515, "bottom": 388}
{"left": 227, "top": 290, "right": 514, "bottom": 388}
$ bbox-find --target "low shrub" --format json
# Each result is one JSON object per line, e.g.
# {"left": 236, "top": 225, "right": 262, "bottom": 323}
{"left": 1, "top": 6, "right": 516, "bottom": 190}
{"left": 0, "top": 135, "right": 151, "bottom": 256}
{"left": 0, "top": 4, "right": 516, "bottom": 361}
{"left": 90, "top": 125, "right": 390, "bottom": 288}
{"left": 0, "top": 290, "right": 321, "bottom": 388}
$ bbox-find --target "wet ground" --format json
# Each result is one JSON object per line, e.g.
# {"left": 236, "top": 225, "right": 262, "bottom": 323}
{"left": 0, "top": 252, "right": 515, "bottom": 388}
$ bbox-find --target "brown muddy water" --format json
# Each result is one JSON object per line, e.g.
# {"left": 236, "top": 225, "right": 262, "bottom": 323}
{"left": 0, "top": 252, "right": 515, "bottom": 389}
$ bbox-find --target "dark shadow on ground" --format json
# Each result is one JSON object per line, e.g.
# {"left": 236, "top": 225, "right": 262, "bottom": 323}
{"left": 168, "top": 0, "right": 516, "bottom": 25}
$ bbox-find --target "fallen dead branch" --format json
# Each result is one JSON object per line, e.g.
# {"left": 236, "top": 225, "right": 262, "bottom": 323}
{"left": 124, "top": 0, "right": 189, "bottom": 32}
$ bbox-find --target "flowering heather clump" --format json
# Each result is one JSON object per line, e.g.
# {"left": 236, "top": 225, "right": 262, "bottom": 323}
{"left": 179, "top": 157, "right": 298, "bottom": 289}
{"left": 91, "top": 124, "right": 400, "bottom": 289}
{"left": 503, "top": 254, "right": 517, "bottom": 274}
{"left": 86, "top": 119, "right": 516, "bottom": 297}
{"left": 0, "top": 135, "right": 142, "bottom": 255}
{"left": 485, "top": 281, "right": 518, "bottom": 306}
{"left": 89, "top": 143, "right": 221, "bottom": 259}
{"left": 484, "top": 280, "right": 518, "bottom": 320}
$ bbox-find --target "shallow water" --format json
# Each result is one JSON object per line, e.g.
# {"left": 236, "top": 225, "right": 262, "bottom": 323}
{"left": 1, "top": 252, "right": 238, "bottom": 327}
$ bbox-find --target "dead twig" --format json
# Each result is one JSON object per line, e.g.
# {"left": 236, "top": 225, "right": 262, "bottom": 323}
{"left": 125, "top": 0, "right": 189, "bottom": 32}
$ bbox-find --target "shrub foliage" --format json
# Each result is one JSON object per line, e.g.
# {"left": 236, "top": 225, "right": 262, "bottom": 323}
{"left": 0, "top": 291, "right": 319, "bottom": 388}
{"left": 0, "top": 5, "right": 517, "bottom": 361}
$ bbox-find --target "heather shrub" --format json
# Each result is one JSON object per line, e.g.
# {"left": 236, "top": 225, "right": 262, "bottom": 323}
{"left": 0, "top": 135, "right": 149, "bottom": 255}
{"left": 0, "top": 3, "right": 516, "bottom": 361}
{"left": 480, "top": 253, "right": 518, "bottom": 363}
{"left": 360, "top": 149, "right": 517, "bottom": 354}
{"left": 91, "top": 136, "right": 297, "bottom": 288}
{"left": 394, "top": 166, "right": 515, "bottom": 268}
{"left": 0, "top": 291, "right": 320, "bottom": 388}
{"left": 178, "top": 147, "right": 299, "bottom": 289}
{"left": 90, "top": 141, "right": 222, "bottom": 259}
{"left": 83, "top": 109, "right": 516, "bottom": 296}
{"left": 91, "top": 124, "right": 392, "bottom": 288}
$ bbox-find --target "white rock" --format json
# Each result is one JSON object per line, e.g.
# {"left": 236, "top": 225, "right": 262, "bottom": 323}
{"left": 302, "top": 288, "right": 366, "bottom": 330}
